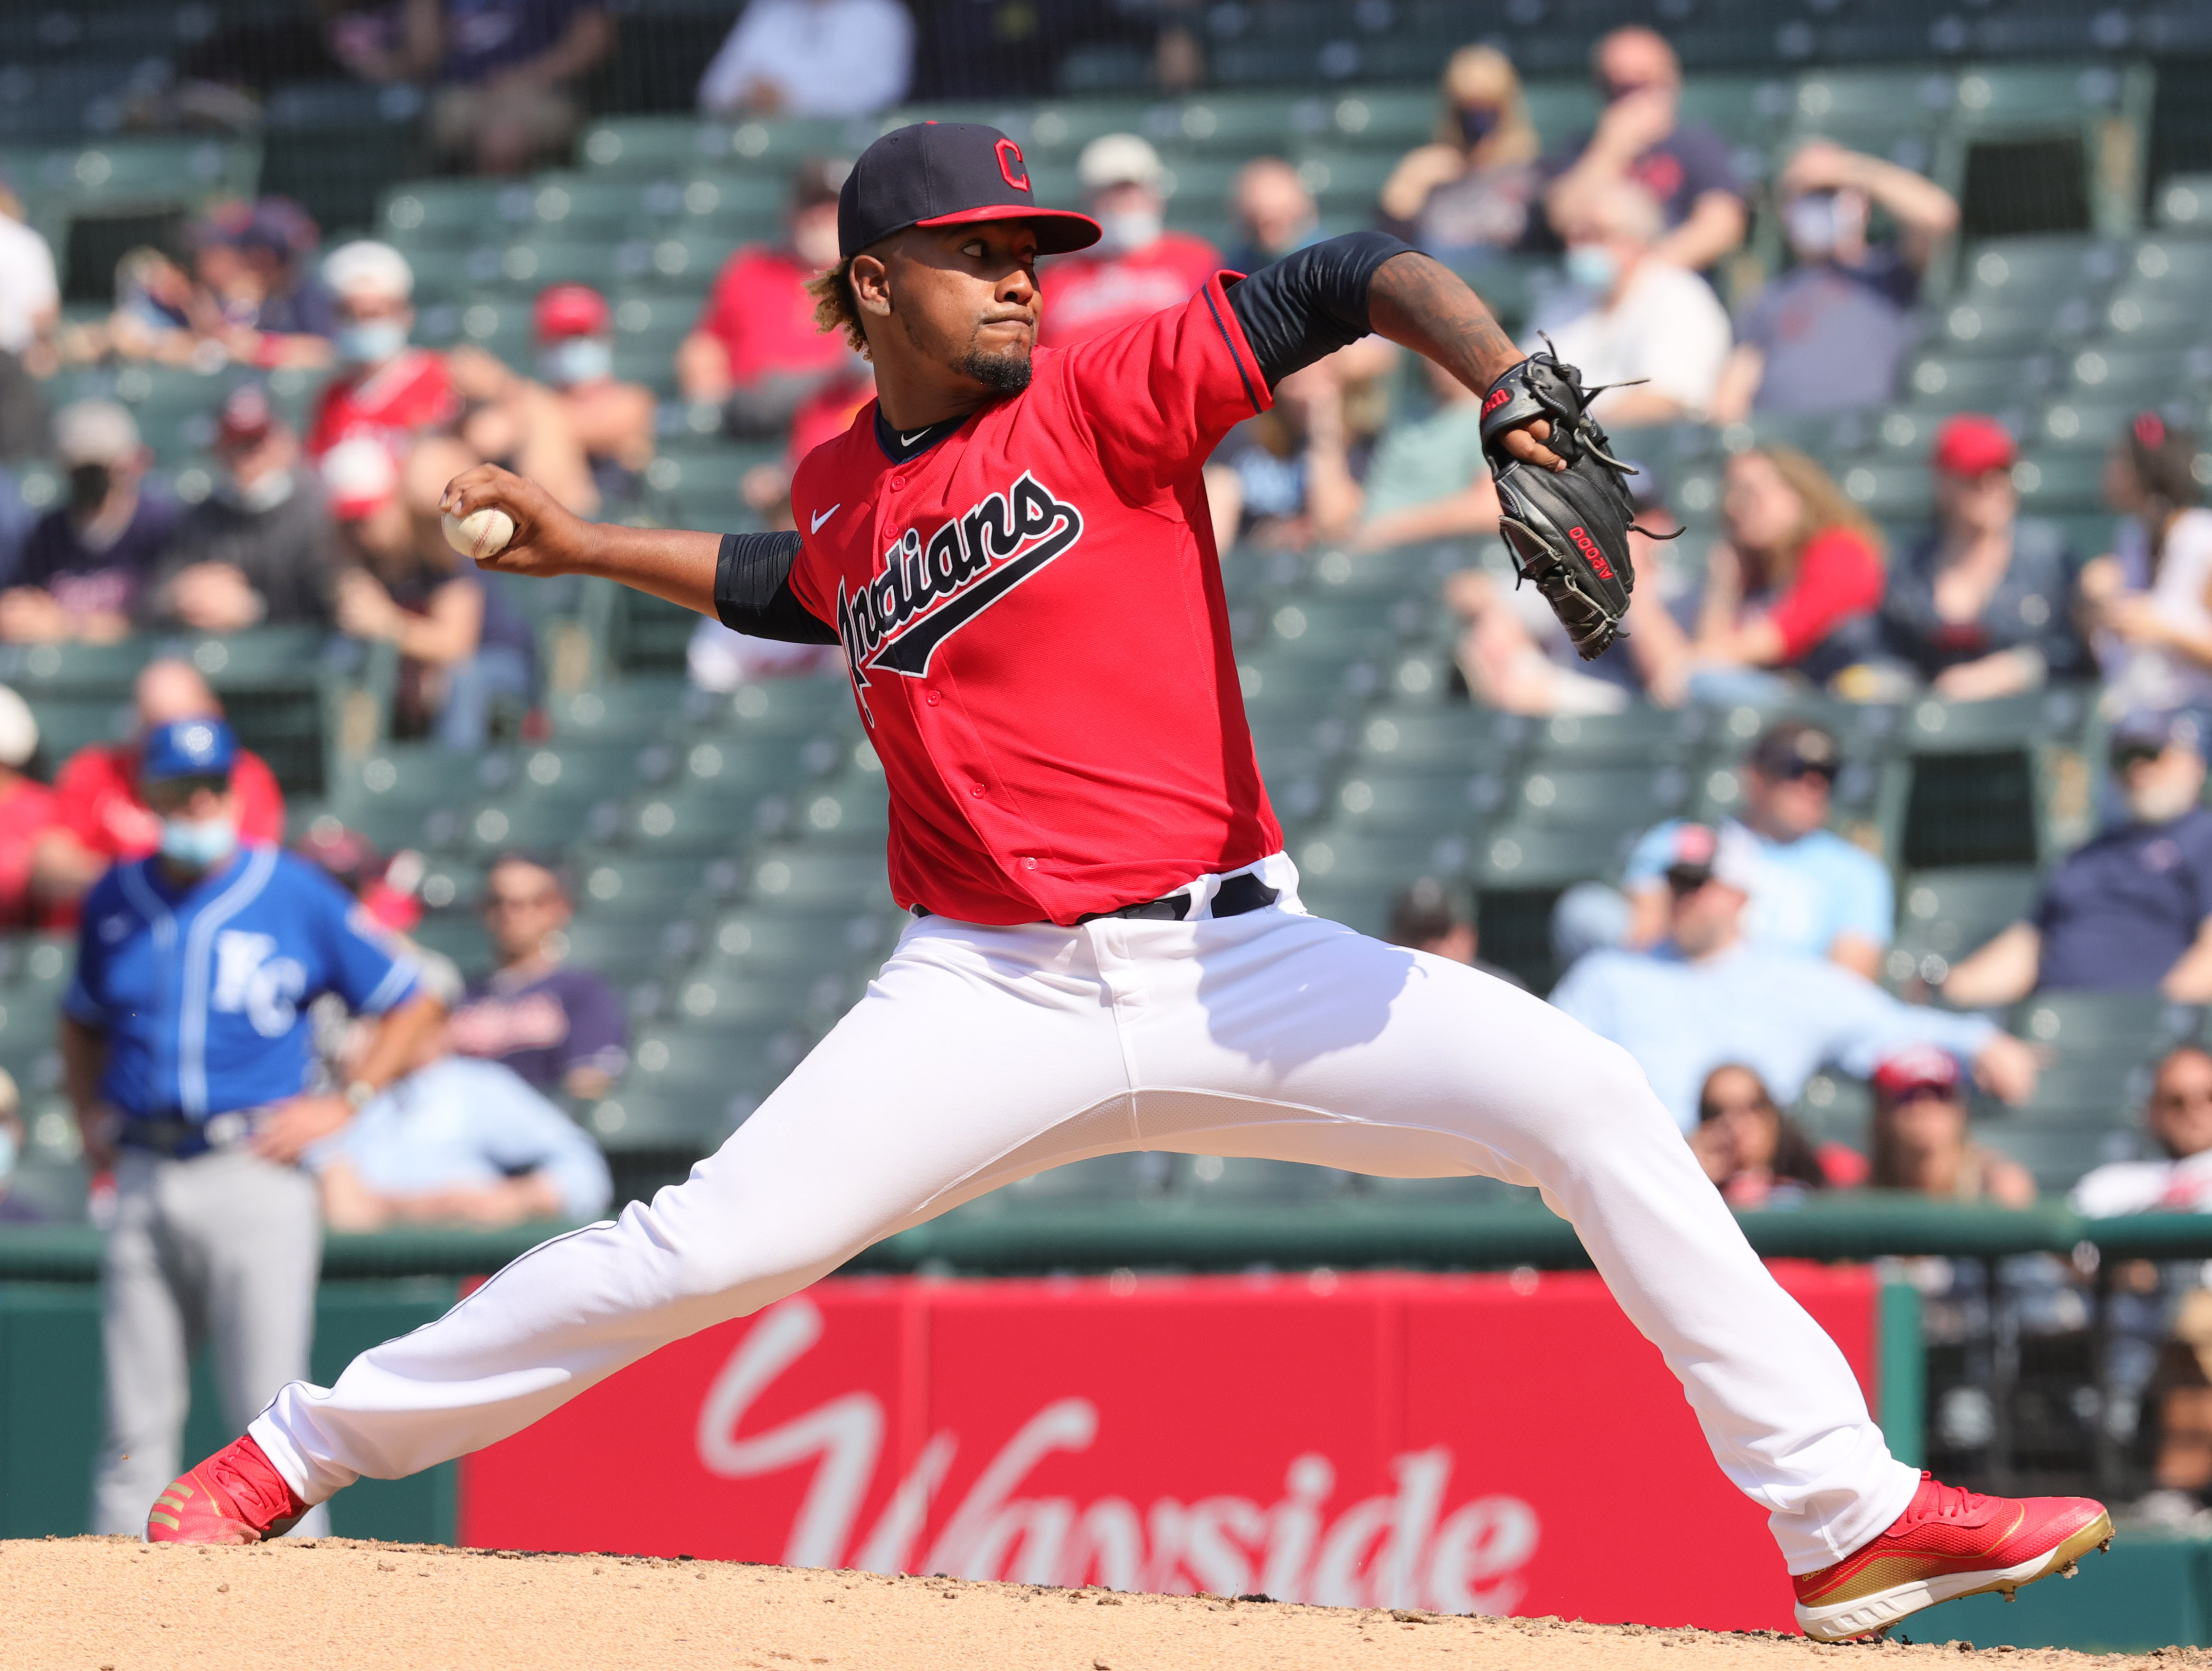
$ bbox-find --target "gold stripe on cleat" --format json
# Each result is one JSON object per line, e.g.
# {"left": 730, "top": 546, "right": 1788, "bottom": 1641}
{"left": 148, "top": 1513, "right": 181, "bottom": 1530}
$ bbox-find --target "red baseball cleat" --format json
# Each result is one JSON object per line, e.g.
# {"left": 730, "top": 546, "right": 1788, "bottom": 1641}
{"left": 145, "top": 1433, "right": 309, "bottom": 1544}
{"left": 1793, "top": 1471, "right": 2113, "bottom": 1641}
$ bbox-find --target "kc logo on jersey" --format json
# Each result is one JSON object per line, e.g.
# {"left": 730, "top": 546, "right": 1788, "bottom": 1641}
{"left": 834, "top": 472, "right": 1083, "bottom": 709}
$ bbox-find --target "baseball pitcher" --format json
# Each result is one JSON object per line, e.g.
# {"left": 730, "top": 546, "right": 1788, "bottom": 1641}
{"left": 150, "top": 125, "right": 2106, "bottom": 1640}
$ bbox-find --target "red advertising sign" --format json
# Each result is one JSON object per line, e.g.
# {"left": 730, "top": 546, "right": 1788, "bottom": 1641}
{"left": 460, "top": 1265, "right": 1878, "bottom": 1631}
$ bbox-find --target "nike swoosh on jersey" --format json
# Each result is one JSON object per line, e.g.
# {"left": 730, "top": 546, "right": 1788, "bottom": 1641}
{"left": 811, "top": 504, "right": 840, "bottom": 533}
{"left": 899, "top": 430, "right": 930, "bottom": 446}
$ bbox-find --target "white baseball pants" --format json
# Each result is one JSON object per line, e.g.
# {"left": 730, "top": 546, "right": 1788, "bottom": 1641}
{"left": 253, "top": 856, "right": 1919, "bottom": 1573}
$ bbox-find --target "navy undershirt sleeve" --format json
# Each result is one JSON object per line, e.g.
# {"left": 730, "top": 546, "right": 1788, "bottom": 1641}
{"left": 1224, "top": 231, "right": 1416, "bottom": 387}
{"left": 712, "top": 531, "right": 839, "bottom": 644}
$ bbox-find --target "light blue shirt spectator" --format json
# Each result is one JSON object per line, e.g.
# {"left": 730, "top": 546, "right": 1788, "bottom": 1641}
{"left": 307, "top": 1055, "right": 611, "bottom": 1221}
{"left": 1551, "top": 941, "right": 1996, "bottom": 1131}
{"left": 1625, "top": 815, "right": 1893, "bottom": 962}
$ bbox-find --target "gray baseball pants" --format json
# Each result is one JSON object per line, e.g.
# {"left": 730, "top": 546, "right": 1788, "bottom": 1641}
{"left": 92, "top": 1146, "right": 331, "bottom": 1537}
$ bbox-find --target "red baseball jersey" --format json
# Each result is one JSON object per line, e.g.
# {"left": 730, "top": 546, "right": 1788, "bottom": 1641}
{"left": 788, "top": 274, "right": 1280, "bottom": 925}
{"left": 306, "top": 348, "right": 459, "bottom": 460}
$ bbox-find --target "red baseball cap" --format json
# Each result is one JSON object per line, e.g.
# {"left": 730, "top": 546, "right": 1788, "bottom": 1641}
{"left": 1931, "top": 414, "right": 2017, "bottom": 478}
{"left": 534, "top": 282, "right": 610, "bottom": 341}
{"left": 215, "top": 382, "right": 276, "bottom": 448}
{"left": 839, "top": 122, "right": 1101, "bottom": 260}
{"left": 1873, "top": 1045, "right": 1964, "bottom": 1099}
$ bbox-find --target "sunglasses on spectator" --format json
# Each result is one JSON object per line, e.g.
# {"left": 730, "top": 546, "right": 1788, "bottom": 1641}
{"left": 2112, "top": 743, "right": 2165, "bottom": 771}
{"left": 1889, "top": 1083, "right": 1961, "bottom": 1105}
{"left": 1664, "top": 865, "right": 1718, "bottom": 896}
{"left": 1699, "top": 1094, "right": 1774, "bottom": 1121}
{"left": 1773, "top": 761, "right": 1838, "bottom": 784}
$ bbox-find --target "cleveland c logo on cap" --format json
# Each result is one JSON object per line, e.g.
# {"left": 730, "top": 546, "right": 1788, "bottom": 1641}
{"left": 995, "top": 138, "right": 1030, "bottom": 192}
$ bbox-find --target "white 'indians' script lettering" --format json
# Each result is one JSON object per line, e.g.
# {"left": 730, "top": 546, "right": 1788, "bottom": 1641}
{"left": 694, "top": 1296, "right": 1540, "bottom": 1611}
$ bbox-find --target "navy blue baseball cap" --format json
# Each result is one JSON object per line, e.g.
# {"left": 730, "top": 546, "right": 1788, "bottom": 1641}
{"left": 838, "top": 122, "right": 1101, "bottom": 260}
{"left": 141, "top": 717, "right": 238, "bottom": 782}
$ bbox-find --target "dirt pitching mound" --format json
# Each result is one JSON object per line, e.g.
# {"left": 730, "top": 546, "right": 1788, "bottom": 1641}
{"left": 0, "top": 1537, "right": 2197, "bottom": 1671}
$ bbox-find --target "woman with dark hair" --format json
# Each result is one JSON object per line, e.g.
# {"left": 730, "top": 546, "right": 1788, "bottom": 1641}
{"left": 1866, "top": 1046, "right": 2034, "bottom": 1207}
{"left": 2084, "top": 412, "right": 2212, "bottom": 720}
{"left": 1690, "top": 1063, "right": 1865, "bottom": 1206}
{"left": 1636, "top": 444, "right": 1887, "bottom": 706}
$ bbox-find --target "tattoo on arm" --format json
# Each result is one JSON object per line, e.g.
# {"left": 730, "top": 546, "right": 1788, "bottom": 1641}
{"left": 1366, "top": 251, "right": 1524, "bottom": 396}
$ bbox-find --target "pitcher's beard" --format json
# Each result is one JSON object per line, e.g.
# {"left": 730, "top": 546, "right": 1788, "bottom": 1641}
{"left": 958, "top": 342, "right": 1033, "bottom": 395}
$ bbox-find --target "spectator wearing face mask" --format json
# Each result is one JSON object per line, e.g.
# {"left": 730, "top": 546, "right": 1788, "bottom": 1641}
{"left": 697, "top": 0, "right": 914, "bottom": 119}
{"left": 679, "top": 160, "right": 862, "bottom": 441}
{"left": 1221, "top": 158, "right": 1323, "bottom": 276}
{"left": 1550, "top": 823, "right": 2035, "bottom": 1130}
{"left": 450, "top": 283, "right": 653, "bottom": 515}
{"left": 1525, "top": 177, "right": 1731, "bottom": 428}
{"left": 143, "top": 384, "right": 338, "bottom": 633}
{"left": 1944, "top": 714, "right": 2212, "bottom": 1007}
{"left": 1542, "top": 25, "right": 1746, "bottom": 276}
{"left": 1, "top": 401, "right": 180, "bottom": 644}
{"left": 2083, "top": 414, "right": 2212, "bottom": 724}
{"left": 1037, "top": 134, "right": 1221, "bottom": 350}
{"left": 1853, "top": 415, "right": 2088, "bottom": 704}
{"left": 306, "top": 242, "right": 459, "bottom": 464}
{"left": 1708, "top": 140, "right": 1958, "bottom": 424}
{"left": 32, "top": 659, "right": 287, "bottom": 926}
{"left": 1376, "top": 45, "right": 1544, "bottom": 263}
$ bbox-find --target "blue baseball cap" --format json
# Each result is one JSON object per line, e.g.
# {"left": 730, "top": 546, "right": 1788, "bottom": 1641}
{"left": 839, "top": 123, "right": 1101, "bottom": 260}
{"left": 140, "top": 718, "right": 238, "bottom": 783}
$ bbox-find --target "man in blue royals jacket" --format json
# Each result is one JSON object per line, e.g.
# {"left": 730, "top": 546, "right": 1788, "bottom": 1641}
{"left": 60, "top": 717, "right": 445, "bottom": 1536}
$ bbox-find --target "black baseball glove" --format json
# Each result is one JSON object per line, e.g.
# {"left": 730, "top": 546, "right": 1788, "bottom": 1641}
{"left": 1478, "top": 344, "right": 1647, "bottom": 661}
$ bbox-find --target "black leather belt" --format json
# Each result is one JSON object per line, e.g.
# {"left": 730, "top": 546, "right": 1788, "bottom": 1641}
{"left": 913, "top": 870, "right": 1280, "bottom": 925}
{"left": 119, "top": 1110, "right": 259, "bottom": 1160}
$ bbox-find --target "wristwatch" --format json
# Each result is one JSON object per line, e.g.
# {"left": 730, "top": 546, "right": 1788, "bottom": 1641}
{"left": 344, "top": 1079, "right": 378, "bottom": 1110}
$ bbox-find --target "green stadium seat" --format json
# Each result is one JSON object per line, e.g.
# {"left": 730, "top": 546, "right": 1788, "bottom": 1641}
{"left": 31, "top": 137, "right": 256, "bottom": 208}
{"left": 330, "top": 747, "right": 466, "bottom": 849}
{"left": 1474, "top": 821, "right": 1638, "bottom": 887}
{"left": 575, "top": 850, "right": 733, "bottom": 916}
{"left": 1837, "top": 460, "right": 1937, "bottom": 521}
{"left": 2010, "top": 452, "right": 2111, "bottom": 514}
{"left": 1788, "top": 68, "right": 1953, "bottom": 129}
{"left": 705, "top": 905, "right": 900, "bottom": 979}
{"left": 1289, "top": 150, "right": 1398, "bottom": 214}
{"left": 1184, "top": 1154, "right": 1356, "bottom": 1204}
{"left": 1935, "top": 298, "right": 2086, "bottom": 355}
{"left": 1328, "top": 765, "right": 1499, "bottom": 835}
{"left": 2100, "top": 290, "right": 2209, "bottom": 344}
{"left": 408, "top": 914, "right": 495, "bottom": 983}
{"left": 2013, "top": 991, "right": 2198, "bottom": 1065}
{"left": 2034, "top": 400, "right": 2142, "bottom": 452}
{"left": 578, "top": 117, "right": 725, "bottom": 176}
{"left": 623, "top": 784, "right": 771, "bottom": 854}
{"left": 1506, "top": 762, "right": 1690, "bottom": 830}
{"left": 1889, "top": 865, "right": 2039, "bottom": 981}
{"left": 707, "top": 674, "right": 862, "bottom": 736}
{"left": 667, "top": 964, "right": 846, "bottom": 1028}
{"left": 625, "top": 228, "right": 745, "bottom": 292}
{"left": 381, "top": 180, "right": 507, "bottom": 248}
{"left": 1901, "top": 687, "right": 2089, "bottom": 753}
{"left": 1972, "top": 1121, "right": 2141, "bottom": 1198}
{"left": 779, "top": 776, "right": 891, "bottom": 847}
{"left": 514, "top": 172, "right": 646, "bottom": 238}
{"left": 627, "top": 1022, "right": 810, "bottom": 1094}
{"left": 0, "top": 935, "right": 73, "bottom": 999}
{"left": 2121, "top": 238, "right": 2212, "bottom": 299}
{"left": 1320, "top": 88, "right": 1438, "bottom": 150}
{"left": 20, "top": 693, "right": 128, "bottom": 761}
{"left": 1947, "top": 63, "right": 2132, "bottom": 126}
{"left": 500, "top": 739, "right": 654, "bottom": 805}
{"left": 581, "top": 1084, "right": 748, "bottom": 1154}
{"left": 2008, "top": 1059, "right": 2153, "bottom": 1128}
{"left": 486, "top": 236, "right": 627, "bottom": 293}
{"left": 553, "top": 917, "right": 694, "bottom": 985}
{"left": 2061, "top": 342, "right": 2207, "bottom": 400}
{"left": 1236, "top": 652, "right": 1375, "bottom": 723}
{"left": 1901, "top": 353, "right": 2039, "bottom": 410}
{"left": 0, "top": 637, "right": 150, "bottom": 694}
{"left": 1958, "top": 238, "right": 2116, "bottom": 308}
{"left": 1352, "top": 705, "right": 1525, "bottom": 772}
{"left": 464, "top": 796, "right": 619, "bottom": 855}
{"left": 552, "top": 678, "right": 689, "bottom": 740}
{"left": 744, "top": 846, "right": 897, "bottom": 913}
{"left": 1524, "top": 706, "right": 1708, "bottom": 765}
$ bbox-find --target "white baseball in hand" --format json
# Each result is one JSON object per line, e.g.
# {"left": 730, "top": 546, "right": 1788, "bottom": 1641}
{"left": 441, "top": 507, "right": 516, "bottom": 563}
